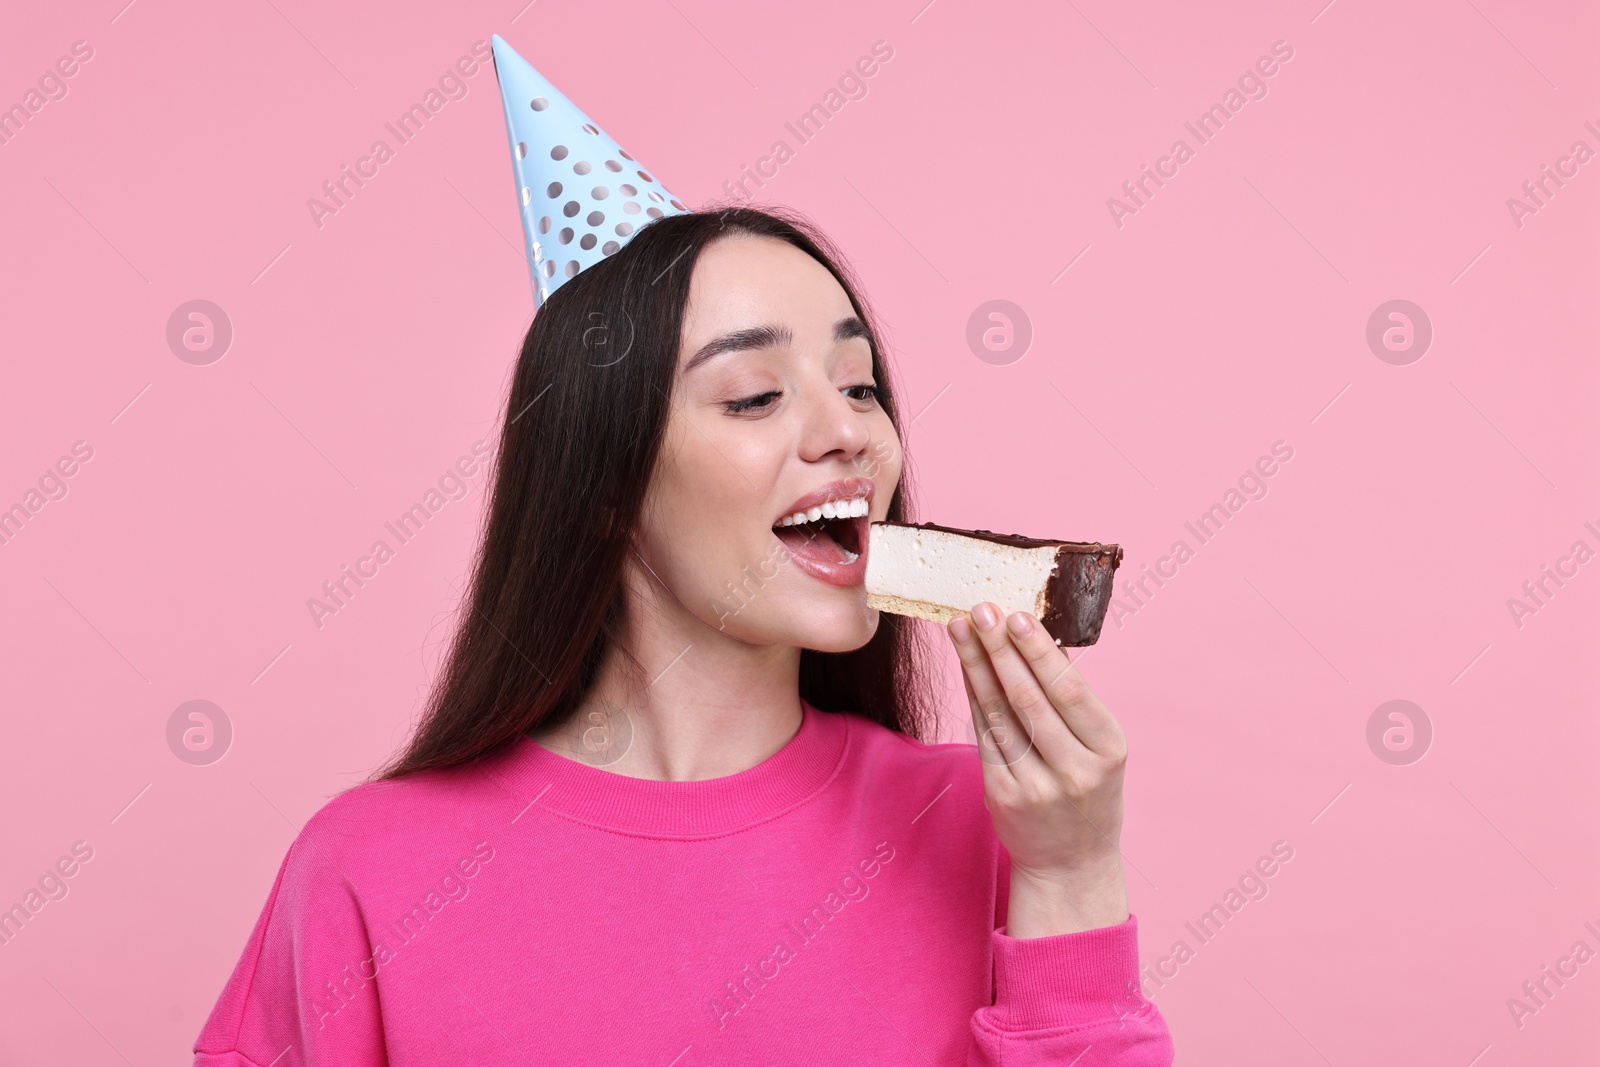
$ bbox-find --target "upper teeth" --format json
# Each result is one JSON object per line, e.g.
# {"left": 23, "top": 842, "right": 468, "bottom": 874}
{"left": 778, "top": 496, "right": 869, "bottom": 526}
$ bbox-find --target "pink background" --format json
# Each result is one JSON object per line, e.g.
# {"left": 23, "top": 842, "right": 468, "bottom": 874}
{"left": 2, "top": 0, "right": 1595, "bottom": 1063}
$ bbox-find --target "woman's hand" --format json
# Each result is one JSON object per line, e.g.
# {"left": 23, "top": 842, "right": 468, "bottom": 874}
{"left": 948, "top": 603, "right": 1131, "bottom": 938}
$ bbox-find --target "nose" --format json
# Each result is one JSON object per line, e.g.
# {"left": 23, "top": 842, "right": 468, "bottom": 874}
{"left": 795, "top": 376, "right": 872, "bottom": 465}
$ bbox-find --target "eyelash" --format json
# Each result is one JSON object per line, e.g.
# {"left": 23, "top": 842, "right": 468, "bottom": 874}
{"left": 724, "top": 384, "right": 881, "bottom": 414}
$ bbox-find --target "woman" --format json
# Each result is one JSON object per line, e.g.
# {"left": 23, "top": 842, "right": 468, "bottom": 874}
{"left": 193, "top": 206, "right": 1174, "bottom": 1065}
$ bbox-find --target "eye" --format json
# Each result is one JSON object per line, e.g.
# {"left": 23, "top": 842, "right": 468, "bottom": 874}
{"left": 724, "top": 390, "right": 781, "bottom": 414}
{"left": 844, "top": 384, "right": 882, "bottom": 404}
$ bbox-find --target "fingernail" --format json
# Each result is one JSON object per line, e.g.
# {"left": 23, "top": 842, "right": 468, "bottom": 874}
{"left": 973, "top": 603, "right": 998, "bottom": 631}
{"left": 1007, "top": 612, "right": 1033, "bottom": 638}
{"left": 949, "top": 615, "right": 972, "bottom": 642}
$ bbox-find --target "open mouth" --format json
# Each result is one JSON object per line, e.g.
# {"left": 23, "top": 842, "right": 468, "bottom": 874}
{"left": 772, "top": 501, "right": 866, "bottom": 565}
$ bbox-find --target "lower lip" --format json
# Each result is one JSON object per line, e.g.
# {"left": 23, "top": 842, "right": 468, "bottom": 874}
{"left": 772, "top": 515, "right": 868, "bottom": 587}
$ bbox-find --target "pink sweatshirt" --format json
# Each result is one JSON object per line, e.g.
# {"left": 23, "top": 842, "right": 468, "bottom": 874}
{"left": 195, "top": 699, "right": 1173, "bottom": 1065}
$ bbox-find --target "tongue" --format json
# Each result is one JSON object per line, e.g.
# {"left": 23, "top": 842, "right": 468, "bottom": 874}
{"left": 774, "top": 523, "right": 855, "bottom": 564}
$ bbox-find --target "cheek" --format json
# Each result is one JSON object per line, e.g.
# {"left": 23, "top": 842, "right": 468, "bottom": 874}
{"left": 645, "top": 429, "right": 779, "bottom": 578}
{"left": 869, "top": 422, "right": 905, "bottom": 512}
{"left": 638, "top": 497, "right": 745, "bottom": 615}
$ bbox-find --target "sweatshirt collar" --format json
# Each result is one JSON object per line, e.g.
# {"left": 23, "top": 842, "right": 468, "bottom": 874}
{"left": 488, "top": 698, "right": 850, "bottom": 839}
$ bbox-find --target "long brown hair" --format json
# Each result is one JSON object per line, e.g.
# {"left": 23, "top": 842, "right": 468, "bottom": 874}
{"left": 373, "top": 205, "right": 938, "bottom": 781}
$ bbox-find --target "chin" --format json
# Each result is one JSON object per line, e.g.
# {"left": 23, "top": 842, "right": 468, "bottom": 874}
{"left": 725, "top": 597, "right": 881, "bottom": 654}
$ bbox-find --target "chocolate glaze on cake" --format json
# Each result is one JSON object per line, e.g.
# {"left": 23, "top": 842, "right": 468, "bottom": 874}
{"left": 870, "top": 520, "right": 1124, "bottom": 647}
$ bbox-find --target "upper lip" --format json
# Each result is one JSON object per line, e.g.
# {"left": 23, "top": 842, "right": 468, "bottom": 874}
{"left": 775, "top": 476, "right": 875, "bottom": 525}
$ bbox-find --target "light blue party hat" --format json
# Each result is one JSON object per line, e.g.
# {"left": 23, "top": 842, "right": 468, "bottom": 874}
{"left": 490, "top": 34, "right": 692, "bottom": 308}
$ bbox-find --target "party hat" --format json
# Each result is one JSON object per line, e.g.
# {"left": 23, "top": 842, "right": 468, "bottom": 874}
{"left": 490, "top": 34, "right": 691, "bottom": 308}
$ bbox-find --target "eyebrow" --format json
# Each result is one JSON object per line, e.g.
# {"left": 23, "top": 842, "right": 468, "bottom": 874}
{"left": 684, "top": 316, "right": 871, "bottom": 373}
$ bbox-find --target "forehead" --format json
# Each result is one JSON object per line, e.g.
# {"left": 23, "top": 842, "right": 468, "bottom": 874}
{"left": 681, "top": 235, "right": 856, "bottom": 342}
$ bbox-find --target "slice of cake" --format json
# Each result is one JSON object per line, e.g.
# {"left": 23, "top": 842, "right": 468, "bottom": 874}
{"left": 864, "top": 520, "right": 1123, "bottom": 646}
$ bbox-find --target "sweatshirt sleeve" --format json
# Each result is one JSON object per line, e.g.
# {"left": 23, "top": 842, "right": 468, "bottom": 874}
{"left": 966, "top": 843, "right": 1173, "bottom": 1064}
{"left": 193, "top": 829, "right": 389, "bottom": 1067}
{"left": 966, "top": 915, "right": 1174, "bottom": 1065}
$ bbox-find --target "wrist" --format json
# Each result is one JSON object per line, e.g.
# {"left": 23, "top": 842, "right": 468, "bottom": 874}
{"left": 1006, "top": 853, "right": 1129, "bottom": 938}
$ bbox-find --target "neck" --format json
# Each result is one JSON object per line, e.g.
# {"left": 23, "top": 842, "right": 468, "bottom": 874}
{"left": 532, "top": 552, "right": 804, "bottom": 781}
